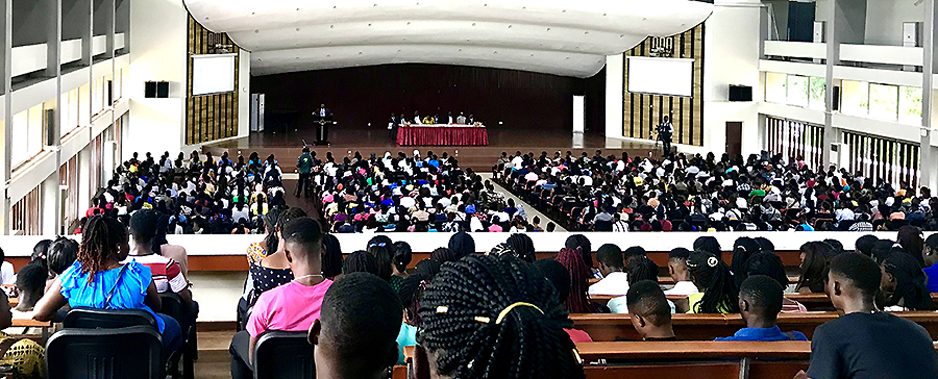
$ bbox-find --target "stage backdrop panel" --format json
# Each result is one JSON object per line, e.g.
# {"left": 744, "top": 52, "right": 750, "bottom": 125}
{"left": 186, "top": 15, "right": 241, "bottom": 145}
{"left": 622, "top": 23, "right": 705, "bottom": 147}
{"left": 251, "top": 64, "right": 605, "bottom": 135}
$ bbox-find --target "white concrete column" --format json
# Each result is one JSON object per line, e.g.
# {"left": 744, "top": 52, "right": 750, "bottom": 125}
{"left": 77, "top": 146, "right": 92, "bottom": 214}
{"left": 1, "top": 0, "right": 12, "bottom": 234}
{"left": 41, "top": 173, "right": 60, "bottom": 235}
{"left": 921, "top": 0, "right": 936, "bottom": 193}
{"left": 604, "top": 53, "right": 624, "bottom": 148}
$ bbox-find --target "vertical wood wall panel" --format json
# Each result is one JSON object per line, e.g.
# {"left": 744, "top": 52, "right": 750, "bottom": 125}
{"left": 623, "top": 23, "right": 705, "bottom": 146}
{"left": 186, "top": 15, "right": 241, "bottom": 145}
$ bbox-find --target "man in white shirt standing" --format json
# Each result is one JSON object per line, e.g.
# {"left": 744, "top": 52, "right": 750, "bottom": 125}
{"left": 588, "top": 244, "right": 630, "bottom": 296}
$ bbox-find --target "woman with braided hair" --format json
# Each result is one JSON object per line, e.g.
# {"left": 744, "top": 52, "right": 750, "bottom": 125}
{"left": 686, "top": 251, "right": 740, "bottom": 314}
{"left": 418, "top": 255, "right": 585, "bottom": 379}
{"left": 554, "top": 248, "right": 597, "bottom": 313}
{"left": 880, "top": 252, "right": 935, "bottom": 311}
{"left": 505, "top": 233, "right": 536, "bottom": 262}
{"left": 34, "top": 216, "right": 183, "bottom": 352}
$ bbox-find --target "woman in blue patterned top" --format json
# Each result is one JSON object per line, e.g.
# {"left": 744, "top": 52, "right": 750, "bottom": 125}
{"left": 33, "top": 216, "right": 183, "bottom": 353}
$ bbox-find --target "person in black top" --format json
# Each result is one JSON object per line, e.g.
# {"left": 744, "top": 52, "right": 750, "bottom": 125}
{"left": 626, "top": 280, "right": 676, "bottom": 341}
{"left": 796, "top": 253, "right": 938, "bottom": 379}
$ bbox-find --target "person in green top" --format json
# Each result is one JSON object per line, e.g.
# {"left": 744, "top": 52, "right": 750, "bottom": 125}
{"left": 295, "top": 147, "right": 314, "bottom": 197}
{"left": 685, "top": 251, "right": 740, "bottom": 314}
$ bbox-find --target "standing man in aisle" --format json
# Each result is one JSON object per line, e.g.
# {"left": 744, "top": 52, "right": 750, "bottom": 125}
{"left": 658, "top": 114, "right": 674, "bottom": 158}
{"left": 296, "top": 147, "right": 313, "bottom": 197}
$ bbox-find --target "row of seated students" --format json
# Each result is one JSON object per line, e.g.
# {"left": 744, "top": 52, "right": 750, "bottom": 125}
{"left": 0, "top": 210, "right": 197, "bottom": 378}
{"left": 228, "top": 214, "right": 938, "bottom": 379}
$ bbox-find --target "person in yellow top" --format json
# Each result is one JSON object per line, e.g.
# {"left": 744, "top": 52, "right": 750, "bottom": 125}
{"left": 685, "top": 251, "right": 740, "bottom": 314}
{"left": 0, "top": 290, "right": 44, "bottom": 379}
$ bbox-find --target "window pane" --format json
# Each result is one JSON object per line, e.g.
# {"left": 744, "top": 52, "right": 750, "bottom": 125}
{"left": 869, "top": 83, "right": 898, "bottom": 121}
{"left": 787, "top": 75, "right": 808, "bottom": 107}
{"left": 27, "top": 104, "right": 44, "bottom": 157}
{"left": 841, "top": 80, "right": 868, "bottom": 116}
{"left": 79, "top": 84, "right": 90, "bottom": 125}
{"left": 765, "top": 72, "right": 786, "bottom": 103}
{"left": 899, "top": 86, "right": 922, "bottom": 125}
{"left": 69, "top": 88, "right": 79, "bottom": 132}
{"left": 11, "top": 110, "right": 27, "bottom": 166}
{"left": 809, "top": 77, "right": 826, "bottom": 110}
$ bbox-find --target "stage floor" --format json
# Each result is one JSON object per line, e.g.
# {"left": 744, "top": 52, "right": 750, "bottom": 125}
{"left": 203, "top": 126, "right": 660, "bottom": 171}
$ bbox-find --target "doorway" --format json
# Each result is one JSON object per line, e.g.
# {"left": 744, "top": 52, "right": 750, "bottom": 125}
{"left": 726, "top": 122, "right": 743, "bottom": 158}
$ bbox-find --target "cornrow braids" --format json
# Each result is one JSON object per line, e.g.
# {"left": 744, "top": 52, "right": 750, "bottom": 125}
{"left": 626, "top": 255, "right": 659, "bottom": 286}
{"left": 882, "top": 252, "right": 935, "bottom": 311}
{"left": 687, "top": 251, "right": 740, "bottom": 314}
{"left": 505, "top": 234, "right": 536, "bottom": 262}
{"left": 554, "top": 248, "right": 596, "bottom": 313}
{"left": 78, "top": 216, "right": 128, "bottom": 284}
{"left": 418, "top": 255, "right": 585, "bottom": 379}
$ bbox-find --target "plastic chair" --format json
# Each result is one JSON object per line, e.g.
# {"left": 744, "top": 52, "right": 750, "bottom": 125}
{"left": 46, "top": 326, "right": 164, "bottom": 379}
{"left": 253, "top": 331, "right": 315, "bottom": 379}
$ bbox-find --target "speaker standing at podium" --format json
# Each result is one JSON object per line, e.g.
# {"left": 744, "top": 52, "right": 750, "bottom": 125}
{"left": 313, "top": 103, "right": 334, "bottom": 145}
{"left": 658, "top": 115, "right": 674, "bottom": 158}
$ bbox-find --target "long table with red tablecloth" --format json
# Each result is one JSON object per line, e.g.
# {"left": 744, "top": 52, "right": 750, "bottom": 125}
{"left": 396, "top": 125, "right": 489, "bottom": 146}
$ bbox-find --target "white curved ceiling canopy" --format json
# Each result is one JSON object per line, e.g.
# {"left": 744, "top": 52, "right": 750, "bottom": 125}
{"left": 184, "top": 0, "right": 714, "bottom": 77}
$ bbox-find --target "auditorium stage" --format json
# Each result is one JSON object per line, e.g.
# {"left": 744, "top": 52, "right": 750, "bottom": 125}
{"left": 202, "top": 126, "right": 660, "bottom": 171}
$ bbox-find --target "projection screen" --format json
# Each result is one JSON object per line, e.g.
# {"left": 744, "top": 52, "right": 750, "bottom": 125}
{"left": 192, "top": 53, "right": 237, "bottom": 96}
{"left": 627, "top": 56, "right": 694, "bottom": 98}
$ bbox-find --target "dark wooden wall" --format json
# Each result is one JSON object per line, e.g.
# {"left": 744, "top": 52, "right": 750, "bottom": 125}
{"left": 623, "top": 24, "right": 705, "bottom": 146}
{"left": 186, "top": 15, "right": 240, "bottom": 145}
{"left": 252, "top": 64, "right": 605, "bottom": 134}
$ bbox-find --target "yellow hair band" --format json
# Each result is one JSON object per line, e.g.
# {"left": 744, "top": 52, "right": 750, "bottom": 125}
{"left": 494, "top": 302, "right": 544, "bottom": 324}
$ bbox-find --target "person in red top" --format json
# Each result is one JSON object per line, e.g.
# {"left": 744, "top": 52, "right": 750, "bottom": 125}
{"left": 229, "top": 217, "right": 332, "bottom": 379}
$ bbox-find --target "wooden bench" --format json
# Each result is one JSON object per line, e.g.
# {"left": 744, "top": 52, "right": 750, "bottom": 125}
{"left": 589, "top": 293, "right": 938, "bottom": 313}
{"left": 570, "top": 311, "right": 938, "bottom": 341}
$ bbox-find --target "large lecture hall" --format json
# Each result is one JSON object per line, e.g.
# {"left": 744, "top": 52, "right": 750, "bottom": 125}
{"left": 0, "top": 0, "right": 937, "bottom": 378}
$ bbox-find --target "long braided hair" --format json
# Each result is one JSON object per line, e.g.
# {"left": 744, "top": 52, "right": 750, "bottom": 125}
{"left": 554, "top": 248, "right": 596, "bottom": 313}
{"left": 78, "top": 216, "right": 128, "bottom": 284}
{"left": 418, "top": 255, "right": 585, "bottom": 379}
{"left": 687, "top": 251, "right": 740, "bottom": 313}
{"left": 882, "top": 252, "right": 935, "bottom": 310}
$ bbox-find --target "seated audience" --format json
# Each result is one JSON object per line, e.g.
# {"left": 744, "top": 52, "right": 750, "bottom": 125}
{"left": 533, "top": 259, "right": 593, "bottom": 342}
{"left": 664, "top": 248, "right": 699, "bottom": 295}
{"left": 588, "top": 244, "right": 628, "bottom": 296}
{"left": 797, "top": 242, "right": 837, "bottom": 294}
{"left": 14, "top": 262, "right": 47, "bottom": 312}
{"left": 321, "top": 234, "right": 344, "bottom": 280}
{"left": 504, "top": 233, "right": 536, "bottom": 262}
{"left": 342, "top": 251, "right": 379, "bottom": 275}
{"left": 0, "top": 247, "right": 14, "bottom": 285}
{"left": 0, "top": 290, "right": 45, "bottom": 378}
{"left": 308, "top": 273, "right": 401, "bottom": 379}
{"left": 554, "top": 248, "right": 597, "bottom": 313}
{"left": 743, "top": 253, "right": 807, "bottom": 312}
{"left": 626, "top": 280, "right": 676, "bottom": 341}
{"left": 419, "top": 255, "right": 585, "bottom": 379}
{"left": 230, "top": 217, "right": 332, "bottom": 379}
{"left": 730, "top": 237, "right": 762, "bottom": 287}
{"left": 879, "top": 252, "right": 935, "bottom": 311}
{"left": 45, "top": 237, "right": 79, "bottom": 293}
{"left": 247, "top": 207, "right": 307, "bottom": 305}
{"left": 797, "top": 253, "right": 938, "bottom": 379}
{"left": 686, "top": 251, "right": 740, "bottom": 314}
{"left": 924, "top": 234, "right": 937, "bottom": 293}
{"left": 34, "top": 216, "right": 183, "bottom": 353}
{"left": 716, "top": 275, "right": 807, "bottom": 341}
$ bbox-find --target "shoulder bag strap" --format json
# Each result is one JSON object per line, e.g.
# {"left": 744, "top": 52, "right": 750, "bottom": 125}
{"left": 103, "top": 264, "right": 130, "bottom": 309}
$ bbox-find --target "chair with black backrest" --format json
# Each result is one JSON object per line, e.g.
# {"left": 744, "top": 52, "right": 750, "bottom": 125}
{"left": 63, "top": 307, "right": 183, "bottom": 379}
{"left": 253, "top": 331, "right": 315, "bottom": 379}
{"left": 46, "top": 326, "right": 164, "bottom": 379}
{"left": 160, "top": 293, "right": 197, "bottom": 379}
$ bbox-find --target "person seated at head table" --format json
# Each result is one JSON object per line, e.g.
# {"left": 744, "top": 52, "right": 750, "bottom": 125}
{"left": 715, "top": 275, "right": 807, "bottom": 342}
{"left": 308, "top": 273, "right": 401, "bottom": 379}
{"left": 795, "top": 253, "right": 938, "bottom": 379}
{"left": 533, "top": 259, "right": 593, "bottom": 342}
{"left": 664, "top": 248, "right": 699, "bottom": 296}
{"left": 44, "top": 237, "right": 78, "bottom": 294}
{"left": 14, "top": 263, "right": 46, "bottom": 312}
{"left": 588, "top": 244, "right": 628, "bottom": 296}
{"left": 879, "top": 252, "right": 935, "bottom": 311}
{"left": 626, "top": 280, "right": 676, "bottom": 341}
{"left": 744, "top": 253, "right": 807, "bottom": 312}
{"left": 686, "top": 251, "right": 740, "bottom": 314}
{"left": 33, "top": 216, "right": 183, "bottom": 354}
{"left": 420, "top": 255, "right": 586, "bottom": 379}
{"left": 456, "top": 112, "right": 467, "bottom": 125}
{"left": 229, "top": 217, "right": 333, "bottom": 379}
{"left": 0, "top": 290, "right": 45, "bottom": 379}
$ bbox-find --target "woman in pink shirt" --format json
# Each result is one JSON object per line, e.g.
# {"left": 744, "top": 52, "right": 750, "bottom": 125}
{"left": 230, "top": 217, "right": 333, "bottom": 379}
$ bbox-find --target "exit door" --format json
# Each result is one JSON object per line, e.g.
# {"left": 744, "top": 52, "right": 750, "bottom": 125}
{"left": 726, "top": 122, "right": 743, "bottom": 158}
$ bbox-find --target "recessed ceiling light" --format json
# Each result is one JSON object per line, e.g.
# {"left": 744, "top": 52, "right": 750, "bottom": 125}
{"left": 296, "top": 28, "right": 300, "bottom": 31}
{"left": 254, "top": 29, "right": 259, "bottom": 33}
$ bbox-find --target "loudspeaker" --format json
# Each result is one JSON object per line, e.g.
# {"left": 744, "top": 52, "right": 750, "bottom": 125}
{"left": 157, "top": 82, "right": 169, "bottom": 98}
{"left": 832, "top": 86, "right": 841, "bottom": 111}
{"left": 729, "top": 85, "right": 753, "bottom": 102}
{"left": 106, "top": 80, "right": 113, "bottom": 106}
{"left": 145, "top": 81, "right": 157, "bottom": 98}
{"left": 45, "top": 109, "right": 55, "bottom": 146}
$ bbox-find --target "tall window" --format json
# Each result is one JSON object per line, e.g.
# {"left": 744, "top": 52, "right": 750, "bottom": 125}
{"left": 869, "top": 83, "right": 898, "bottom": 121}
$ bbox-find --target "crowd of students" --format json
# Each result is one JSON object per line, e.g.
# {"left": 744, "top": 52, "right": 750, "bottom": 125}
{"left": 84, "top": 150, "right": 286, "bottom": 235}
{"left": 228, "top": 219, "right": 937, "bottom": 379}
{"left": 305, "top": 148, "right": 545, "bottom": 233}
{"left": 496, "top": 149, "right": 938, "bottom": 233}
